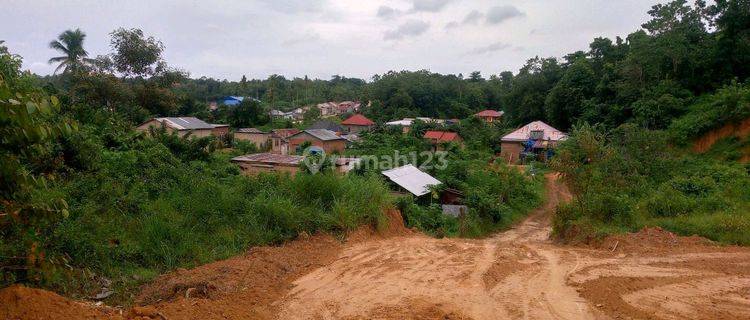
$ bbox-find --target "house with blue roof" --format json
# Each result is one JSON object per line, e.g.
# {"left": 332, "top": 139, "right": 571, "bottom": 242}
{"left": 220, "top": 96, "right": 260, "bottom": 106}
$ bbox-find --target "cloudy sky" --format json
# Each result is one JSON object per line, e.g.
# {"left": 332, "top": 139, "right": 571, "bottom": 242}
{"left": 1, "top": 0, "right": 662, "bottom": 81}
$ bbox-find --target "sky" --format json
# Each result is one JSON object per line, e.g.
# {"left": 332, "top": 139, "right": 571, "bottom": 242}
{"left": 0, "top": 0, "right": 663, "bottom": 81}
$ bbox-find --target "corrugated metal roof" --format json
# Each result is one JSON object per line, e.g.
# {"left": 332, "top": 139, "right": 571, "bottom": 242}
{"left": 155, "top": 117, "right": 216, "bottom": 130}
{"left": 298, "top": 129, "right": 346, "bottom": 141}
{"left": 385, "top": 117, "right": 446, "bottom": 126}
{"left": 231, "top": 153, "right": 304, "bottom": 165}
{"left": 382, "top": 164, "right": 442, "bottom": 197}
{"left": 309, "top": 120, "right": 344, "bottom": 132}
{"left": 424, "top": 131, "right": 460, "bottom": 142}
{"left": 475, "top": 110, "right": 504, "bottom": 117}
{"left": 501, "top": 121, "right": 568, "bottom": 142}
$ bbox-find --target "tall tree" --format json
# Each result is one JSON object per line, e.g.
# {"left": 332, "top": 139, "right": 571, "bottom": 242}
{"left": 109, "top": 28, "right": 165, "bottom": 77}
{"left": 48, "top": 28, "right": 92, "bottom": 74}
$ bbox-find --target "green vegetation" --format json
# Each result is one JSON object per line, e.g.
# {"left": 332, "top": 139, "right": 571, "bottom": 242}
{"left": 349, "top": 118, "right": 544, "bottom": 238}
{"left": 551, "top": 122, "right": 750, "bottom": 245}
{"left": 0, "top": 37, "right": 393, "bottom": 303}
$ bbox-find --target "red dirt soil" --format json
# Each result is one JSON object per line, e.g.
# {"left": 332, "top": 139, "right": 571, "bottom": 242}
{"left": 692, "top": 117, "right": 750, "bottom": 154}
{"left": 3, "top": 175, "right": 750, "bottom": 319}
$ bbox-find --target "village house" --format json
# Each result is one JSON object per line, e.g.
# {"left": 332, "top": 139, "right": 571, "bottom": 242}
{"left": 474, "top": 110, "right": 504, "bottom": 123}
{"left": 500, "top": 121, "right": 568, "bottom": 162}
{"left": 315, "top": 101, "right": 362, "bottom": 117}
{"left": 309, "top": 119, "right": 345, "bottom": 133}
{"left": 232, "top": 153, "right": 360, "bottom": 175}
{"left": 337, "top": 101, "right": 361, "bottom": 114}
{"left": 234, "top": 128, "right": 271, "bottom": 149}
{"left": 136, "top": 117, "right": 228, "bottom": 138}
{"left": 423, "top": 131, "right": 463, "bottom": 151}
{"left": 316, "top": 102, "right": 338, "bottom": 116}
{"left": 288, "top": 129, "right": 348, "bottom": 154}
{"left": 231, "top": 153, "right": 304, "bottom": 175}
{"left": 269, "top": 128, "right": 300, "bottom": 155}
{"left": 385, "top": 117, "right": 446, "bottom": 133}
{"left": 220, "top": 96, "right": 260, "bottom": 106}
{"left": 341, "top": 114, "right": 375, "bottom": 133}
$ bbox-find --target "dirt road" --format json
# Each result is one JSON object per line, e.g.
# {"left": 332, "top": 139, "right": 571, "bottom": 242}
{"left": 276, "top": 174, "right": 750, "bottom": 319}
{"left": 3, "top": 174, "right": 750, "bottom": 319}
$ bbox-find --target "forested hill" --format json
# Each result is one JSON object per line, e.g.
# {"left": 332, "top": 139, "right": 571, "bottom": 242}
{"left": 37, "top": 0, "right": 744, "bottom": 134}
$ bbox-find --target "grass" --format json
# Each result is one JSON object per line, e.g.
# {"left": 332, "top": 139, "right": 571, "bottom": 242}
{"left": 3, "top": 137, "right": 394, "bottom": 304}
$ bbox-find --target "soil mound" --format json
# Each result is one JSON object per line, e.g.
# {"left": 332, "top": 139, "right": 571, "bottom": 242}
{"left": 600, "top": 226, "right": 717, "bottom": 254}
{"left": 136, "top": 233, "right": 341, "bottom": 305}
{"left": 0, "top": 285, "right": 122, "bottom": 320}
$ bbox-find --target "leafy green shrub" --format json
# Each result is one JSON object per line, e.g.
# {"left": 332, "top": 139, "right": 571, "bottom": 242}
{"left": 643, "top": 187, "right": 694, "bottom": 217}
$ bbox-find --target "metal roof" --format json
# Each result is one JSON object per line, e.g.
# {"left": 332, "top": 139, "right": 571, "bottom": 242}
{"left": 309, "top": 120, "right": 345, "bottom": 132}
{"left": 475, "top": 110, "right": 505, "bottom": 117}
{"left": 231, "top": 153, "right": 304, "bottom": 165}
{"left": 385, "top": 117, "right": 445, "bottom": 126}
{"left": 424, "top": 131, "right": 460, "bottom": 142}
{"left": 341, "top": 114, "right": 375, "bottom": 126}
{"left": 155, "top": 117, "right": 216, "bottom": 130}
{"left": 501, "top": 121, "right": 568, "bottom": 142}
{"left": 297, "top": 129, "right": 346, "bottom": 141}
{"left": 382, "top": 164, "right": 442, "bottom": 197}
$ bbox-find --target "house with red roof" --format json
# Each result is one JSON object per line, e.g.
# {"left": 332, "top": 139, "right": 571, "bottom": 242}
{"left": 341, "top": 114, "right": 375, "bottom": 133}
{"left": 474, "top": 110, "right": 504, "bottom": 123}
{"left": 423, "top": 131, "right": 464, "bottom": 151}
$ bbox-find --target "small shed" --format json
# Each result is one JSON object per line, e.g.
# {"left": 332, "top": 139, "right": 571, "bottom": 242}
{"left": 381, "top": 165, "right": 442, "bottom": 197}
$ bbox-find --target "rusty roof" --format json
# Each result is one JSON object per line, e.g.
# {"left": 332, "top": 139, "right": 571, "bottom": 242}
{"left": 231, "top": 153, "right": 304, "bottom": 165}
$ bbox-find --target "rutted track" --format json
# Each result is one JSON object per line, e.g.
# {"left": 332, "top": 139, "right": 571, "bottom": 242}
{"left": 276, "top": 173, "right": 750, "bottom": 320}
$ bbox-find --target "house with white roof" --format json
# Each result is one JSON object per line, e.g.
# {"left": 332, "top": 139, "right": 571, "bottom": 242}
{"left": 500, "top": 121, "right": 568, "bottom": 162}
{"left": 136, "top": 117, "right": 229, "bottom": 138}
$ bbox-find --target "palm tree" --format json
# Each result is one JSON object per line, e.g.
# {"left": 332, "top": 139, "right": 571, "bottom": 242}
{"left": 48, "top": 28, "right": 93, "bottom": 74}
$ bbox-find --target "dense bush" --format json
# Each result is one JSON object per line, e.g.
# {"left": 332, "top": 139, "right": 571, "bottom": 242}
{"left": 551, "top": 124, "right": 750, "bottom": 245}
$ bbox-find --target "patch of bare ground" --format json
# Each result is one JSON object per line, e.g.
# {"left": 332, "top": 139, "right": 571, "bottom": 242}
{"left": 341, "top": 297, "right": 474, "bottom": 320}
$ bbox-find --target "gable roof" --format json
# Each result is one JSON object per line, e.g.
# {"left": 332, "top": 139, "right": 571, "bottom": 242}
{"left": 424, "top": 131, "right": 461, "bottom": 142}
{"left": 382, "top": 165, "right": 442, "bottom": 197}
{"left": 152, "top": 117, "right": 215, "bottom": 130}
{"left": 385, "top": 117, "right": 445, "bottom": 126}
{"left": 341, "top": 114, "right": 375, "bottom": 126}
{"left": 270, "top": 128, "right": 300, "bottom": 138}
{"left": 475, "top": 110, "right": 504, "bottom": 117}
{"left": 309, "top": 119, "right": 344, "bottom": 132}
{"left": 231, "top": 153, "right": 304, "bottom": 166}
{"left": 290, "top": 129, "right": 346, "bottom": 141}
{"left": 501, "top": 121, "right": 568, "bottom": 142}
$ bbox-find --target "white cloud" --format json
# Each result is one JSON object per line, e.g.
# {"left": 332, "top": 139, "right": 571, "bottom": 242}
{"left": 384, "top": 20, "right": 430, "bottom": 40}
{"left": 410, "top": 0, "right": 453, "bottom": 13}
{"left": 486, "top": 5, "right": 525, "bottom": 24}
{"left": 466, "top": 42, "right": 511, "bottom": 55}
{"left": 376, "top": 5, "right": 400, "bottom": 19}
{"left": 446, "top": 10, "right": 483, "bottom": 29}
